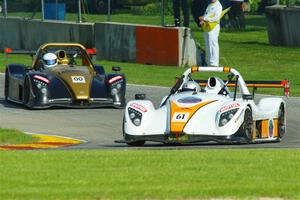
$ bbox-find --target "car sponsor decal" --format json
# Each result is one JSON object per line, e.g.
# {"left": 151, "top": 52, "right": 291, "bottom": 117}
{"left": 269, "top": 119, "right": 274, "bottom": 138}
{"left": 170, "top": 100, "right": 216, "bottom": 133}
{"left": 130, "top": 103, "right": 147, "bottom": 112}
{"left": 108, "top": 75, "right": 123, "bottom": 84}
{"left": 71, "top": 76, "right": 86, "bottom": 83}
{"left": 261, "top": 119, "right": 278, "bottom": 138}
{"left": 220, "top": 102, "right": 240, "bottom": 112}
{"left": 177, "top": 97, "right": 202, "bottom": 104}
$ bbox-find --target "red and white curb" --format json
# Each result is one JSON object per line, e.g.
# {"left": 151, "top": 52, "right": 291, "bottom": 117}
{"left": 0, "top": 132, "right": 86, "bottom": 150}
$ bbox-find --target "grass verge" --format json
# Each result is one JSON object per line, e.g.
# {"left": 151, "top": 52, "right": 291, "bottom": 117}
{"left": 0, "top": 128, "right": 39, "bottom": 145}
{"left": 0, "top": 149, "right": 299, "bottom": 199}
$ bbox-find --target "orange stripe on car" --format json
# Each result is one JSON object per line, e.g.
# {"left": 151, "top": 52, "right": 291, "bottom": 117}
{"left": 191, "top": 66, "right": 199, "bottom": 73}
{"left": 223, "top": 66, "right": 231, "bottom": 73}
{"left": 170, "top": 100, "right": 216, "bottom": 133}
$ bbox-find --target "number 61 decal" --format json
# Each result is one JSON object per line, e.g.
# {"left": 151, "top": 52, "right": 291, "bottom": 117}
{"left": 172, "top": 112, "right": 190, "bottom": 122}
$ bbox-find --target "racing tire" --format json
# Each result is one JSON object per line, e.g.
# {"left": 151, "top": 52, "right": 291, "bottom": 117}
{"left": 242, "top": 107, "right": 253, "bottom": 143}
{"left": 277, "top": 104, "right": 286, "bottom": 142}
{"left": 23, "top": 77, "right": 34, "bottom": 109}
{"left": 126, "top": 140, "right": 146, "bottom": 147}
{"left": 4, "top": 68, "right": 9, "bottom": 101}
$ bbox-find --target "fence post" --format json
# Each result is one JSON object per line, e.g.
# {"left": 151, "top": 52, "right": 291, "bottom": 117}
{"left": 107, "top": 0, "right": 111, "bottom": 21}
{"left": 41, "top": 0, "right": 44, "bottom": 21}
{"left": 78, "top": 0, "right": 82, "bottom": 23}
{"left": 4, "top": 0, "right": 7, "bottom": 17}
{"left": 161, "top": 0, "right": 165, "bottom": 26}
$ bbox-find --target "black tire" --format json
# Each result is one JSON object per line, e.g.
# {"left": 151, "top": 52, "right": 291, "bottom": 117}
{"left": 242, "top": 107, "right": 253, "bottom": 143}
{"left": 277, "top": 104, "right": 286, "bottom": 141}
{"left": 126, "top": 140, "right": 146, "bottom": 147}
{"left": 23, "top": 77, "right": 34, "bottom": 109}
{"left": 4, "top": 68, "right": 9, "bottom": 101}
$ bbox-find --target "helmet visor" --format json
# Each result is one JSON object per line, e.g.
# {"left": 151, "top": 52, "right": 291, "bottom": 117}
{"left": 45, "top": 59, "right": 56, "bottom": 66}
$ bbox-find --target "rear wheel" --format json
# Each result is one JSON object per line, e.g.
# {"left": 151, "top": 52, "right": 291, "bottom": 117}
{"left": 242, "top": 107, "right": 253, "bottom": 143}
{"left": 277, "top": 104, "right": 285, "bottom": 141}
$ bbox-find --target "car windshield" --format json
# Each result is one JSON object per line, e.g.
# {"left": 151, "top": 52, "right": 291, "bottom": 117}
{"left": 38, "top": 45, "right": 91, "bottom": 67}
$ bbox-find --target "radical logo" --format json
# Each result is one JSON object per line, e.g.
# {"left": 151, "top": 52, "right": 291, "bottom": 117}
{"left": 178, "top": 97, "right": 202, "bottom": 104}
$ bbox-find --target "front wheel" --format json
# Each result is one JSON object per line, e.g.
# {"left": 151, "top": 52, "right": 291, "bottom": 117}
{"left": 242, "top": 107, "right": 253, "bottom": 143}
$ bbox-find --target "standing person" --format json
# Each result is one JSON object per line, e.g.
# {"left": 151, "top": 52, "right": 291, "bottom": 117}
{"left": 228, "top": 0, "right": 246, "bottom": 29}
{"left": 172, "top": 0, "right": 190, "bottom": 27}
{"left": 199, "top": 0, "right": 222, "bottom": 67}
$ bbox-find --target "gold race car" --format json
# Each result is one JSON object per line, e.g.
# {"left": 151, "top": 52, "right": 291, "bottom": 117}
{"left": 5, "top": 43, "right": 126, "bottom": 109}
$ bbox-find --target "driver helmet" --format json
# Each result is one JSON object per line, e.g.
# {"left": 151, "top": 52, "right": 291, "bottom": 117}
{"left": 181, "top": 81, "right": 201, "bottom": 92}
{"left": 42, "top": 53, "right": 57, "bottom": 68}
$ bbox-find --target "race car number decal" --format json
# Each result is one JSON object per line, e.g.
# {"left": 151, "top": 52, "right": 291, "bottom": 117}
{"left": 172, "top": 112, "right": 190, "bottom": 122}
{"left": 71, "top": 76, "right": 86, "bottom": 83}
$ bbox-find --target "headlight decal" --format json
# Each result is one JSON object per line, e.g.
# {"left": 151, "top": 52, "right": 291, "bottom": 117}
{"left": 128, "top": 107, "right": 142, "bottom": 126}
{"left": 219, "top": 108, "right": 239, "bottom": 127}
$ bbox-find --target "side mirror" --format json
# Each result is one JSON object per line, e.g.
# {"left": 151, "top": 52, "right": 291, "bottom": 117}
{"left": 112, "top": 66, "right": 120, "bottom": 72}
{"left": 135, "top": 94, "right": 146, "bottom": 100}
{"left": 94, "top": 65, "right": 105, "bottom": 75}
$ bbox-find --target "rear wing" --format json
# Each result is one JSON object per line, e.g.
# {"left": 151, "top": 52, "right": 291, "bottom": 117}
{"left": 196, "top": 79, "right": 290, "bottom": 97}
{"left": 4, "top": 47, "right": 97, "bottom": 58}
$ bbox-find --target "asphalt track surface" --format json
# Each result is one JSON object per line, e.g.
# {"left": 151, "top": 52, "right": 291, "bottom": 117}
{"left": 0, "top": 74, "right": 299, "bottom": 149}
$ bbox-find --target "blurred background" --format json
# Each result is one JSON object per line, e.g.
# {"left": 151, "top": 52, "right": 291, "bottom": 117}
{"left": 1, "top": 0, "right": 299, "bottom": 24}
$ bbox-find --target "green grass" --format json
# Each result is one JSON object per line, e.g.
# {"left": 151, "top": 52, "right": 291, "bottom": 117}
{"left": 0, "top": 150, "right": 300, "bottom": 199}
{"left": 1, "top": 14, "right": 299, "bottom": 96}
{"left": 0, "top": 128, "right": 39, "bottom": 145}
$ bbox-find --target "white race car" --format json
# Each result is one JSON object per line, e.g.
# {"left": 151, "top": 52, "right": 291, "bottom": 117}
{"left": 120, "top": 66, "right": 289, "bottom": 146}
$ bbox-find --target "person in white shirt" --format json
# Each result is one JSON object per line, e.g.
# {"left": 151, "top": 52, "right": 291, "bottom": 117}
{"left": 199, "top": 0, "right": 222, "bottom": 67}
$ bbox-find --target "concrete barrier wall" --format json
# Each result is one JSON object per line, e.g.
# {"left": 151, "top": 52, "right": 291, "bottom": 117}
{"left": 95, "top": 22, "right": 136, "bottom": 62}
{"left": 95, "top": 22, "right": 199, "bottom": 66}
{"left": 265, "top": 6, "right": 300, "bottom": 46}
{"left": 0, "top": 17, "right": 199, "bottom": 66}
{"left": 0, "top": 17, "right": 94, "bottom": 50}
